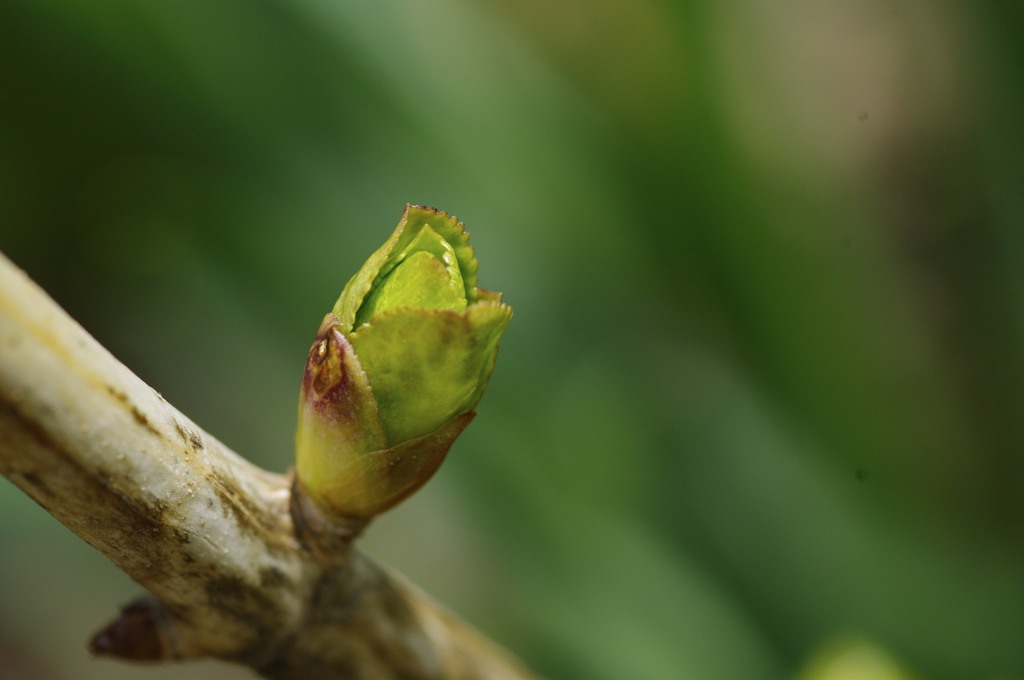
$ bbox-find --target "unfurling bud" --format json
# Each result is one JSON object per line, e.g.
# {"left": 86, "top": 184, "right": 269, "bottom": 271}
{"left": 295, "top": 205, "right": 512, "bottom": 521}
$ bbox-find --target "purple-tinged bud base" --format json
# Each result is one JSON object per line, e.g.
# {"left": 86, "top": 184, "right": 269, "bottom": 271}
{"left": 307, "top": 411, "right": 475, "bottom": 521}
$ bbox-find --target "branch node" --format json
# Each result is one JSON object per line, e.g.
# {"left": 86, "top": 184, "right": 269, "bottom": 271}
{"left": 290, "top": 472, "right": 368, "bottom": 560}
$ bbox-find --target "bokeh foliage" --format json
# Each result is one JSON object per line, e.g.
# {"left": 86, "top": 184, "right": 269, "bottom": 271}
{"left": 1, "top": 1, "right": 1023, "bottom": 678}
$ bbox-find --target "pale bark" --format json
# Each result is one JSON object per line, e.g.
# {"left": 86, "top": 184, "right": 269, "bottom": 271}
{"left": 0, "top": 251, "right": 534, "bottom": 679}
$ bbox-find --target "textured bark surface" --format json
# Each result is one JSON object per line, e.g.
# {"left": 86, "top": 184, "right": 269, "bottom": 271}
{"left": 0, "top": 251, "right": 534, "bottom": 679}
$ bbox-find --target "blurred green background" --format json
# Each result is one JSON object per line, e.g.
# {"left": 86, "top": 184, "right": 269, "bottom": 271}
{"left": 1, "top": 1, "right": 1023, "bottom": 678}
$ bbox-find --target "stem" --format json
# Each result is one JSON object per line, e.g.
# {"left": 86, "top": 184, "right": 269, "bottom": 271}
{"left": 0, "top": 251, "right": 533, "bottom": 679}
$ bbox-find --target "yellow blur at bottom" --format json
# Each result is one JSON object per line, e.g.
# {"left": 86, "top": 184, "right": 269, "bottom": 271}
{"left": 795, "top": 637, "right": 919, "bottom": 680}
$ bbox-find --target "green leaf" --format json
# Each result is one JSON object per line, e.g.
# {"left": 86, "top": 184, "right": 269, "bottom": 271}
{"left": 333, "top": 205, "right": 479, "bottom": 330}
{"left": 356, "top": 229, "right": 467, "bottom": 325}
{"left": 349, "top": 301, "right": 512, "bottom": 444}
{"left": 315, "top": 412, "right": 475, "bottom": 518}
